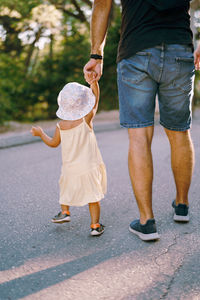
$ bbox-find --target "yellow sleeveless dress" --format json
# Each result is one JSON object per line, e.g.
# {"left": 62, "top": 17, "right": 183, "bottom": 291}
{"left": 57, "top": 119, "right": 107, "bottom": 206}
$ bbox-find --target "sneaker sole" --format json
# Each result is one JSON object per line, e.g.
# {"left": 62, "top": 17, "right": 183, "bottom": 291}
{"left": 51, "top": 217, "right": 71, "bottom": 223}
{"left": 129, "top": 226, "right": 160, "bottom": 241}
{"left": 173, "top": 214, "right": 189, "bottom": 222}
{"left": 90, "top": 229, "right": 105, "bottom": 236}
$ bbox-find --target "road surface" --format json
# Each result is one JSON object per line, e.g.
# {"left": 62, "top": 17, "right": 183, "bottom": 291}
{"left": 0, "top": 121, "right": 200, "bottom": 299}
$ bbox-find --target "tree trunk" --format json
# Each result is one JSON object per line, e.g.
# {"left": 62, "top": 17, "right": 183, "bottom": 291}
{"left": 25, "top": 27, "right": 42, "bottom": 74}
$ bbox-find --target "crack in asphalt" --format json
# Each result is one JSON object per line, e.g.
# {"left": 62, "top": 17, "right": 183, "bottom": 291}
{"left": 154, "top": 233, "right": 179, "bottom": 267}
{"left": 153, "top": 233, "right": 181, "bottom": 299}
{"left": 154, "top": 230, "right": 196, "bottom": 299}
{"left": 159, "top": 261, "right": 184, "bottom": 299}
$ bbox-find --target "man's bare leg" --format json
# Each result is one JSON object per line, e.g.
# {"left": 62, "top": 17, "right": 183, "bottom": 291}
{"left": 128, "top": 126, "right": 154, "bottom": 224}
{"left": 165, "top": 129, "right": 194, "bottom": 206}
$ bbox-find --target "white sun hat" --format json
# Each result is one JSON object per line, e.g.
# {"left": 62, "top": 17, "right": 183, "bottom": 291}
{"left": 56, "top": 82, "right": 96, "bottom": 121}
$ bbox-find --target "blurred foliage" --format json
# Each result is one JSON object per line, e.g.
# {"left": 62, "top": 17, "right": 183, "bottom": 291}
{"left": 0, "top": 0, "right": 120, "bottom": 124}
{"left": 0, "top": 1, "right": 200, "bottom": 124}
{"left": 26, "top": 27, "right": 92, "bottom": 120}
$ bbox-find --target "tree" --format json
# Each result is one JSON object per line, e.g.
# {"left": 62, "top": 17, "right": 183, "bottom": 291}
{"left": 0, "top": 0, "right": 122, "bottom": 123}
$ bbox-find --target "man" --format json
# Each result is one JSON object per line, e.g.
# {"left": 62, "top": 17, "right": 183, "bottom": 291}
{"left": 84, "top": 0, "right": 200, "bottom": 241}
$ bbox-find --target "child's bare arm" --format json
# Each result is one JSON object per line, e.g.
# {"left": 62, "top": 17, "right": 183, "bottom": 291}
{"left": 85, "top": 81, "right": 100, "bottom": 126}
{"left": 30, "top": 126, "right": 61, "bottom": 148}
{"left": 90, "top": 81, "right": 100, "bottom": 112}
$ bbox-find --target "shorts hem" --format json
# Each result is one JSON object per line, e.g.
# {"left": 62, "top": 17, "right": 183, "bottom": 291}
{"left": 160, "top": 121, "right": 191, "bottom": 131}
{"left": 120, "top": 121, "right": 154, "bottom": 129}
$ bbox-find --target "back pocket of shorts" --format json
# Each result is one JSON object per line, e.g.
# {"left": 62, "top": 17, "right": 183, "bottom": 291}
{"left": 174, "top": 56, "right": 195, "bottom": 93}
{"left": 119, "top": 52, "right": 151, "bottom": 84}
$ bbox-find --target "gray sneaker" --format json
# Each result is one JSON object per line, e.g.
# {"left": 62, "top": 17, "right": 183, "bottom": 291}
{"left": 51, "top": 211, "right": 71, "bottom": 223}
{"left": 129, "top": 219, "right": 160, "bottom": 241}
{"left": 172, "top": 200, "right": 189, "bottom": 222}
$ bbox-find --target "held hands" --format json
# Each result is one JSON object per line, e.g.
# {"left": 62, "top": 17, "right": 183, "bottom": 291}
{"left": 30, "top": 126, "right": 43, "bottom": 137}
{"left": 194, "top": 43, "right": 200, "bottom": 70}
{"left": 83, "top": 58, "right": 103, "bottom": 84}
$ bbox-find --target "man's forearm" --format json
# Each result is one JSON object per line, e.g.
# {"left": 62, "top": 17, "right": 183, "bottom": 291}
{"left": 145, "top": 0, "right": 191, "bottom": 11}
{"left": 91, "top": 0, "right": 112, "bottom": 55}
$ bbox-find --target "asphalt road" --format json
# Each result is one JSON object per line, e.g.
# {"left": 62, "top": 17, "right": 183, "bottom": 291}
{"left": 0, "top": 122, "right": 200, "bottom": 300}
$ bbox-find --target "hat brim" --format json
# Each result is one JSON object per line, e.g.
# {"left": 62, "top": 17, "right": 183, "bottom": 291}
{"left": 56, "top": 101, "right": 95, "bottom": 121}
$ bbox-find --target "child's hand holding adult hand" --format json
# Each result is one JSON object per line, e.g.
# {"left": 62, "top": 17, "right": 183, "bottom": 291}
{"left": 30, "top": 126, "right": 43, "bottom": 137}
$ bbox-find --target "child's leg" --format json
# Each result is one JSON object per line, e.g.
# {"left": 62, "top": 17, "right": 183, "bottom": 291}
{"left": 61, "top": 204, "right": 70, "bottom": 214}
{"left": 89, "top": 202, "right": 104, "bottom": 236}
{"left": 88, "top": 202, "right": 100, "bottom": 225}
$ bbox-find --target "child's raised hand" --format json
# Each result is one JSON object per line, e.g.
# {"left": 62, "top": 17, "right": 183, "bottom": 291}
{"left": 30, "top": 126, "right": 43, "bottom": 137}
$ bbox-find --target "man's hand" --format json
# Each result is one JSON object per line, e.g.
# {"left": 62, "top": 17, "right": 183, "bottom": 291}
{"left": 83, "top": 58, "right": 103, "bottom": 84}
{"left": 30, "top": 126, "right": 43, "bottom": 137}
{"left": 194, "top": 43, "right": 200, "bottom": 70}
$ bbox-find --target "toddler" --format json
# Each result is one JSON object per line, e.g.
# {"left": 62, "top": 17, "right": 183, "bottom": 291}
{"left": 31, "top": 81, "right": 107, "bottom": 236}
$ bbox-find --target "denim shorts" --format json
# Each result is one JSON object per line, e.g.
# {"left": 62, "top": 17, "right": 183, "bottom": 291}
{"left": 117, "top": 44, "right": 195, "bottom": 131}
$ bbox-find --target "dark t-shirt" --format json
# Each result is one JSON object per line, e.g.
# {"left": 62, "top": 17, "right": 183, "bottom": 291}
{"left": 117, "top": 0, "right": 193, "bottom": 62}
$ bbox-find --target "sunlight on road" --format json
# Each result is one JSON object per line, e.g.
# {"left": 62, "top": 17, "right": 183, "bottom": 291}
{"left": 11, "top": 254, "right": 162, "bottom": 300}
{"left": 0, "top": 256, "right": 74, "bottom": 284}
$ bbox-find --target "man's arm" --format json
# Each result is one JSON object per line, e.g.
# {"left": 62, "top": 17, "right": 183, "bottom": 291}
{"left": 91, "top": 0, "right": 112, "bottom": 56}
{"left": 84, "top": 0, "right": 112, "bottom": 83}
{"left": 194, "top": 42, "right": 200, "bottom": 70}
{"left": 145, "top": 0, "right": 191, "bottom": 11}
